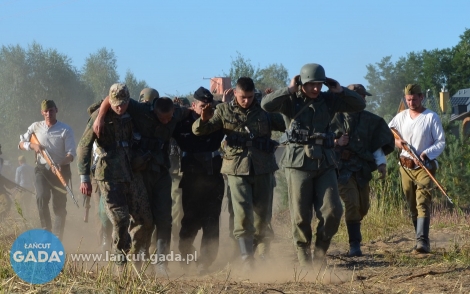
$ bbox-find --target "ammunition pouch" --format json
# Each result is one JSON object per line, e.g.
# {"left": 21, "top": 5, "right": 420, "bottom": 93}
{"left": 225, "top": 134, "right": 278, "bottom": 153}
{"left": 399, "top": 156, "right": 416, "bottom": 169}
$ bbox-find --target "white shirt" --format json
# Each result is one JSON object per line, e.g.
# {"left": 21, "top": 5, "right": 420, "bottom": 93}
{"left": 388, "top": 109, "right": 445, "bottom": 160}
{"left": 19, "top": 120, "right": 76, "bottom": 165}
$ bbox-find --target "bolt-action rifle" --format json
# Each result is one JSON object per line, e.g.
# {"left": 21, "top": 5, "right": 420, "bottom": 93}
{"left": 30, "top": 133, "right": 79, "bottom": 207}
{"left": 390, "top": 128, "right": 453, "bottom": 204}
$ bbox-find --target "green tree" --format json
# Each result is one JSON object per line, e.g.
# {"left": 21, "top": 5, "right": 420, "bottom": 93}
{"left": 256, "top": 63, "right": 289, "bottom": 92}
{"left": 123, "top": 70, "right": 148, "bottom": 100}
{"left": 81, "top": 48, "right": 119, "bottom": 102}
{"left": 224, "top": 51, "right": 260, "bottom": 87}
{"left": 0, "top": 42, "right": 93, "bottom": 156}
{"left": 449, "top": 28, "right": 470, "bottom": 94}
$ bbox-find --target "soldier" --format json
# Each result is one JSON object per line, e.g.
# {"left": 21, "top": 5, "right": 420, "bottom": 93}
{"left": 19, "top": 100, "right": 76, "bottom": 240}
{"left": 139, "top": 87, "right": 160, "bottom": 103}
{"left": 331, "top": 84, "right": 394, "bottom": 257}
{"left": 77, "top": 83, "right": 153, "bottom": 267}
{"left": 92, "top": 94, "right": 189, "bottom": 274}
{"left": 173, "top": 87, "right": 225, "bottom": 275}
{"left": 261, "top": 63, "right": 366, "bottom": 268}
{"left": 15, "top": 155, "right": 35, "bottom": 213}
{"left": 192, "top": 77, "right": 285, "bottom": 270}
{"left": 388, "top": 84, "right": 445, "bottom": 254}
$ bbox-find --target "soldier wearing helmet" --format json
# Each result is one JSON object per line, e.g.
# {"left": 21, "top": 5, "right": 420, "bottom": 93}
{"left": 261, "top": 63, "right": 366, "bottom": 268}
{"left": 139, "top": 87, "right": 159, "bottom": 103}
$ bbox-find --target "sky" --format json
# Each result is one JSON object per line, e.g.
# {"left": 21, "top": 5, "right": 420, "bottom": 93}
{"left": 0, "top": 0, "right": 469, "bottom": 97}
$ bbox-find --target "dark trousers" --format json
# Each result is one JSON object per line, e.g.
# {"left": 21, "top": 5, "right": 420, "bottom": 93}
{"left": 142, "top": 169, "right": 173, "bottom": 254}
{"left": 34, "top": 164, "right": 71, "bottom": 240}
{"left": 178, "top": 172, "right": 224, "bottom": 267}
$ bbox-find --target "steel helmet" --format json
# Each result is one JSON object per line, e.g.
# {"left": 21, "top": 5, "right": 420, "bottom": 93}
{"left": 299, "top": 63, "right": 326, "bottom": 84}
{"left": 139, "top": 88, "right": 159, "bottom": 103}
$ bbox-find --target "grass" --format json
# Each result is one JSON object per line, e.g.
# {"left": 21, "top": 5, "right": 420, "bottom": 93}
{"left": 1, "top": 178, "right": 470, "bottom": 293}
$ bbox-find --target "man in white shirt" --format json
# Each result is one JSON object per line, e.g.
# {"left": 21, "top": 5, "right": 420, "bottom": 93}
{"left": 388, "top": 84, "right": 445, "bottom": 254}
{"left": 19, "top": 100, "right": 76, "bottom": 240}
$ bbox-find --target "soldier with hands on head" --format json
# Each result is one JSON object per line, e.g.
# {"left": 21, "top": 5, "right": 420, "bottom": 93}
{"left": 261, "top": 63, "right": 366, "bottom": 268}
{"left": 18, "top": 100, "right": 76, "bottom": 240}
{"left": 173, "top": 87, "right": 225, "bottom": 275}
{"left": 193, "top": 77, "right": 285, "bottom": 271}
{"left": 331, "top": 84, "right": 394, "bottom": 257}
{"left": 388, "top": 84, "right": 445, "bottom": 254}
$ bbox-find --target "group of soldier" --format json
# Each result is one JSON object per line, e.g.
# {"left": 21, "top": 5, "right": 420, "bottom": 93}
{"left": 12, "top": 61, "right": 445, "bottom": 276}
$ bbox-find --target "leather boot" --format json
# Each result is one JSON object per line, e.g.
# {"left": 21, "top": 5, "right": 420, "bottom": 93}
{"left": 296, "top": 247, "right": 312, "bottom": 268}
{"left": 155, "top": 239, "right": 170, "bottom": 275}
{"left": 346, "top": 222, "right": 362, "bottom": 257}
{"left": 415, "top": 217, "right": 430, "bottom": 253}
{"left": 238, "top": 237, "right": 255, "bottom": 271}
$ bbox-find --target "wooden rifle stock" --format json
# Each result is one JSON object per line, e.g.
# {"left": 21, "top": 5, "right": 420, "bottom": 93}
{"left": 390, "top": 128, "right": 453, "bottom": 204}
{"left": 30, "top": 133, "right": 79, "bottom": 207}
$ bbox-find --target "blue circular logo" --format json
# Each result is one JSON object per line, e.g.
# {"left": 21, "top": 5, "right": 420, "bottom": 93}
{"left": 10, "top": 229, "right": 65, "bottom": 284}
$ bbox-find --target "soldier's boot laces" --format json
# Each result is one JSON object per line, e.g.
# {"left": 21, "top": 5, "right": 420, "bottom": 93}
{"left": 415, "top": 217, "right": 431, "bottom": 253}
{"left": 347, "top": 222, "right": 363, "bottom": 257}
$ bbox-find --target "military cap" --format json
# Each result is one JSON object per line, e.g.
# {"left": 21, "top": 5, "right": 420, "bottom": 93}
{"left": 41, "top": 100, "right": 57, "bottom": 111}
{"left": 18, "top": 155, "right": 25, "bottom": 162}
{"left": 193, "top": 87, "right": 213, "bottom": 103}
{"left": 347, "top": 84, "right": 372, "bottom": 96}
{"left": 109, "top": 83, "right": 130, "bottom": 106}
{"left": 404, "top": 84, "right": 422, "bottom": 95}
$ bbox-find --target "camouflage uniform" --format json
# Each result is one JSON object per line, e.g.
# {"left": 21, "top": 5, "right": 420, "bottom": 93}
{"left": 192, "top": 99, "right": 285, "bottom": 265}
{"left": 261, "top": 86, "right": 365, "bottom": 266}
{"left": 331, "top": 110, "right": 394, "bottom": 256}
{"left": 77, "top": 110, "right": 153, "bottom": 263}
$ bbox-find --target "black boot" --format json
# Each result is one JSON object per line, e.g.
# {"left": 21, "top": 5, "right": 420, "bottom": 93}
{"left": 346, "top": 223, "right": 362, "bottom": 257}
{"left": 155, "top": 239, "right": 170, "bottom": 275}
{"left": 238, "top": 237, "right": 255, "bottom": 271}
{"left": 415, "top": 217, "right": 430, "bottom": 253}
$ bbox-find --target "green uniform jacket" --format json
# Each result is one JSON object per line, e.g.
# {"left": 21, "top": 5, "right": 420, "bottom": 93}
{"left": 77, "top": 111, "right": 133, "bottom": 182}
{"left": 192, "top": 100, "right": 285, "bottom": 176}
{"left": 261, "top": 87, "right": 366, "bottom": 171}
{"left": 88, "top": 99, "right": 189, "bottom": 172}
{"left": 331, "top": 111, "right": 394, "bottom": 185}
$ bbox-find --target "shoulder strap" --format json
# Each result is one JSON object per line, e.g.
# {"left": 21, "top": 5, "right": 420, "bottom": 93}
{"left": 289, "top": 98, "right": 315, "bottom": 129}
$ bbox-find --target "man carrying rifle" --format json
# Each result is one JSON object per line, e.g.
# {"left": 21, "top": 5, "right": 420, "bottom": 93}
{"left": 388, "top": 84, "right": 445, "bottom": 254}
{"left": 19, "top": 100, "right": 76, "bottom": 240}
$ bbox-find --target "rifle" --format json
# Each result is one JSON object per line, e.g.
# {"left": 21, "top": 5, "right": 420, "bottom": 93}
{"left": 390, "top": 128, "right": 453, "bottom": 204}
{"left": 83, "top": 194, "right": 91, "bottom": 222}
{"left": 0, "top": 174, "right": 35, "bottom": 195}
{"left": 30, "top": 133, "right": 79, "bottom": 208}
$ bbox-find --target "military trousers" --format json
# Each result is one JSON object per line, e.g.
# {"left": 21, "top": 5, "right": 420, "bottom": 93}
{"left": 338, "top": 175, "right": 370, "bottom": 223}
{"left": 127, "top": 172, "right": 154, "bottom": 255}
{"left": 285, "top": 167, "right": 343, "bottom": 250}
{"left": 399, "top": 162, "right": 437, "bottom": 219}
{"left": 178, "top": 172, "right": 224, "bottom": 267}
{"left": 91, "top": 177, "right": 111, "bottom": 247}
{"left": 171, "top": 173, "right": 183, "bottom": 242}
{"left": 96, "top": 181, "right": 132, "bottom": 258}
{"left": 141, "top": 169, "right": 173, "bottom": 253}
{"left": 34, "top": 164, "right": 70, "bottom": 240}
{"left": 226, "top": 173, "right": 273, "bottom": 243}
